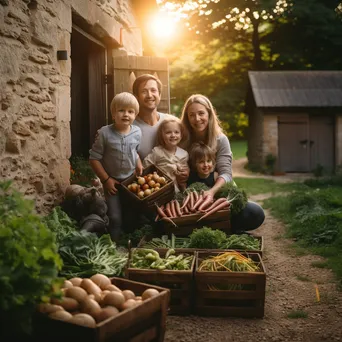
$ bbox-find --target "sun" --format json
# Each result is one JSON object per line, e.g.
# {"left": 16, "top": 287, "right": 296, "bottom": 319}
{"left": 148, "top": 13, "right": 177, "bottom": 39}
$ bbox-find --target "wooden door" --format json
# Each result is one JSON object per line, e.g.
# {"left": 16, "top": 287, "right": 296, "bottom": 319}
{"left": 112, "top": 56, "right": 170, "bottom": 113}
{"left": 71, "top": 26, "right": 107, "bottom": 157}
{"left": 278, "top": 115, "right": 310, "bottom": 172}
{"left": 309, "top": 116, "right": 334, "bottom": 172}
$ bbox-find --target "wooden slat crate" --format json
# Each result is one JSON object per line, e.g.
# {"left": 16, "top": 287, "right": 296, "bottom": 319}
{"left": 139, "top": 236, "right": 264, "bottom": 257}
{"left": 160, "top": 209, "right": 231, "bottom": 236}
{"left": 120, "top": 164, "right": 175, "bottom": 212}
{"left": 32, "top": 277, "right": 170, "bottom": 342}
{"left": 194, "top": 251, "right": 266, "bottom": 318}
{"left": 127, "top": 249, "right": 195, "bottom": 315}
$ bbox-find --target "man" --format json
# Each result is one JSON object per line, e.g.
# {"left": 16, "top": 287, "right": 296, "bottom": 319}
{"left": 132, "top": 74, "right": 189, "bottom": 183}
{"left": 132, "top": 74, "right": 173, "bottom": 160}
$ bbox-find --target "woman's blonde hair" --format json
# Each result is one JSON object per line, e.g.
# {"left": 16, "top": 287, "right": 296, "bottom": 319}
{"left": 110, "top": 92, "right": 139, "bottom": 117}
{"left": 180, "top": 94, "right": 222, "bottom": 152}
{"left": 156, "top": 117, "right": 188, "bottom": 148}
{"left": 189, "top": 142, "right": 216, "bottom": 171}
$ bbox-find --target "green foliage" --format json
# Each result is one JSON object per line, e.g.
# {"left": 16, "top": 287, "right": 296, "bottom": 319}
{"left": 263, "top": 184, "right": 342, "bottom": 283}
{"left": 265, "top": 154, "right": 277, "bottom": 174}
{"left": 0, "top": 181, "right": 62, "bottom": 337}
{"left": 312, "top": 163, "right": 325, "bottom": 177}
{"left": 70, "top": 155, "right": 96, "bottom": 186}
{"left": 188, "top": 227, "right": 227, "bottom": 249}
{"left": 214, "top": 182, "right": 248, "bottom": 215}
{"left": 230, "top": 140, "right": 248, "bottom": 160}
{"left": 118, "top": 224, "right": 155, "bottom": 248}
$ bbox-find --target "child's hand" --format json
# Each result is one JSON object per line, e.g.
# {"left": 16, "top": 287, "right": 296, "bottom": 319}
{"left": 175, "top": 166, "right": 189, "bottom": 184}
{"left": 135, "top": 158, "right": 143, "bottom": 176}
{"left": 104, "top": 178, "right": 120, "bottom": 195}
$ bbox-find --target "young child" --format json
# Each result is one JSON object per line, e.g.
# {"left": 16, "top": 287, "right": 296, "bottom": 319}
{"left": 143, "top": 117, "right": 189, "bottom": 192}
{"left": 187, "top": 142, "right": 218, "bottom": 188}
{"left": 89, "top": 92, "right": 143, "bottom": 241}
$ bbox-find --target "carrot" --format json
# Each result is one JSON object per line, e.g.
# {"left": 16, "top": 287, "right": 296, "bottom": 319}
{"left": 192, "top": 190, "right": 199, "bottom": 203}
{"left": 165, "top": 202, "right": 172, "bottom": 217}
{"left": 154, "top": 214, "right": 160, "bottom": 222}
{"left": 180, "top": 191, "right": 191, "bottom": 210}
{"left": 192, "top": 194, "right": 204, "bottom": 211}
{"left": 198, "top": 195, "right": 214, "bottom": 211}
{"left": 201, "top": 197, "right": 227, "bottom": 212}
{"left": 161, "top": 216, "right": 177, "bottom": 227}
{"left": 189, "top": 191, "right": 195, "bottom": 211}
{"left": 155, "top": 203, "right": 167, "bottom": 218}
{"left": 174, "top": 200, "right": 182, "bottom": 217}
{"left": 170, "top": 200, "right": 177, "bottom": 217}
{"left": 183, "top": 205, "right": 189, "bottom": 214}
{"left": 197, "top": 200, "right": 230, "bottom": 222}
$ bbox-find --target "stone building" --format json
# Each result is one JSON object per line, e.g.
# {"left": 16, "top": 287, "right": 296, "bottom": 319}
{"left": 0, "top": 0, "right": 170, "bottom": 213}
{"left": 246, "top": 71, "right": 342, "bottom": 173}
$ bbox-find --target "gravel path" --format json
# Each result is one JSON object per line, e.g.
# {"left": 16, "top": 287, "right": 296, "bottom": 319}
{"left": 164, "top": 159, "right": 342, "bottom": 342}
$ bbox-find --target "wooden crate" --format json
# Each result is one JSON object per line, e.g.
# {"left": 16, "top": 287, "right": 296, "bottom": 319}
{"left": 32, "top": 277, "right": 170, "bottom": 342}
{"left": 139, "top": 236, "right": 264, "bottom": 257}
{"left": 160, "top": 209, "right": 231, "bottom": 236}
{"left": 194, "top": 251, "right": 266, "bottom": 318}
{"left": 127, "top": 249, "right": 195, "bottom": 315}
{"left": 121, "top": 164, "right": 175, "bottom": 212}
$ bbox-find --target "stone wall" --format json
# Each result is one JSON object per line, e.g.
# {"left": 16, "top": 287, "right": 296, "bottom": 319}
{"left": 0, "top": 0, "right": 143, "bottom": 213}
{"left": 247, "top": 107, "right": 264, "bottom": 167}
{"left": 262, "top": 115, "right": 278, "bottom": 158}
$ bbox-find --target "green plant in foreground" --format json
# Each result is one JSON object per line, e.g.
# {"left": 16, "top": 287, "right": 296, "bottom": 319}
{"left": 0, "top": 181, "right": 62, "bottom": 338}
{"left": 287, "top": 310, "right": 308, "bottom": 319}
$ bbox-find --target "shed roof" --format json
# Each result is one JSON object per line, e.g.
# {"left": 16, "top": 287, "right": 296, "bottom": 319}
{"left": 248, "top": 71, "right": 342, "bottom": 108}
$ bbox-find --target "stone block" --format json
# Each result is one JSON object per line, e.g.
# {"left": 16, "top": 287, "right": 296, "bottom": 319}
{"left": 0, "top": 43, "right": 21, "bottom": 80}
{"left": 5, "top": 132, "right": 21, "bottom": 154}
{"left": 56, "top": 85, "right": 70, "bottom": 123}
{"left": 31, "top": 10, "right": 57, "bottom": 47}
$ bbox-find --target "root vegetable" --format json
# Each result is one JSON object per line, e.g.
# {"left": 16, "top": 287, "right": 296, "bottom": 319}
{"left": 103, "top": 291, "right": 125, "bottom": 309}
{"left": 174, "top": 200, "right": 182, "bottom": 217}
{"left": 170, "top": 200, "right": 177, "bottom": 217}
{"left": 121, "top": 299, "right": 137, "bottom": 310}
{"left": 105, "top": 284, "right": 122, "bottom": 292}
{"left": 161, "top": 216, "right": 177, "bottom": 227}
{"left": 65, "top": 286, "right": 88, "bottom": 302}
{"left": 38, "top": 303, "right": 64, "bottom": 314}
{"left": 49, "top": 310, "right": 73, "bottom": 322}
{"left": 80, "top": 279, "right": 102, "bottom": 302}
{"left": 94, "top": 306, "right": 120, "bottom": 323}
{"left": 122, "top": 290, "right": 135, "bottom": 300}
{"left": 192, "top": 194, "right": 204, "bottom": 211}
{"left": 198, "top": 195, "right": 214, "bottom": 211}
{"left": 51, "top": 297, "right": 79, "bottom": 311}
{"left": 69, "top": 313, "right": 96, "bottom": 328}
{"left": 141, "top": 289, "right": 159, "bottom": 300}
{"left": 180, "top": 192, "right": 191, "bottom": 210}
{"left": 197, "top": 201, "right": 230, "bottom": 222}
{"left": 201, "top": 197, "right": 227, "bottom": 212}
{"left": 62, "top": 280, "right": 73, "bottom": 289}
{"left": 90, "top": 274, "right": 111, "bottom": 290}
{"left": 165, "top": 202, "right": 172, "bottom": 217}
{"left": 69, "top": 277, "right": 83, "bottom": 286}
{"left": 80, "top": 298, "right": 101, "bottom": 316}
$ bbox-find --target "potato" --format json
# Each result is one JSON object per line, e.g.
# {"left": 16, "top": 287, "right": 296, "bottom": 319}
{"left": 122, "top": 290, "right": 135, "bottom": 300}
{"left": 93, "top": 306, "right": 120, "bottom": 323}
{"left": 102, "top": 291, "right": 125, "bottom": 309}
{"left": 69, "top": 313, "right": 96, "bottom": 328}
{"left": 141, "top": 289, "right": 159, "bottom": 301}
{"left": 80, "top": 298, "right": 101, "bottom": 317}
{"left": 51, "top": 297, "right": 79, "bottom": 311}
{"left": 105, "top": 284, "right": 121, "bottom": 292}
{"left": 69, "top": 277, "right": 83, "bottom": 286}
{"left": 38, "top": 303, "right": 64, "bottom": 314}
{"left": 90, "top": 274, "right": 111, "bottom": 290}
{"left": 121, "top": 299, "right": 137, "bottom": 311}
{"left": 80, "top": 279, "right": 102, "bottom": 302}
{"left": 49, "top": 310, "right": 73, "bottom": 322}
{"left": 65, "top": 287, "right": 88, "bottom": 302}
{"left": 62, "top": 280, "right": 74, "bottom": 289}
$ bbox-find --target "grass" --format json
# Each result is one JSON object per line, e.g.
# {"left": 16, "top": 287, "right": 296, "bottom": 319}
{"left": 230, "top": 140, "right": 247, "bottom": 160}
{"left": 287, "top": 310, "right": 308, "bottom": 319}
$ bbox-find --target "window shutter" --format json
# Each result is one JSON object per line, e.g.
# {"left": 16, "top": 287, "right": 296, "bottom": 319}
{"left": 112, "top": 56, "right": 170, "bottom": 114}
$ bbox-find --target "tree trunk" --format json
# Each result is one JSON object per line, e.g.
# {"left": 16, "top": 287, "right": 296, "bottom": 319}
{"left": 251, "top": 18, "right": 264, "bottom": 70}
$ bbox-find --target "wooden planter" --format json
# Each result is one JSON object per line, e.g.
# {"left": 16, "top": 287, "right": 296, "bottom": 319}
{"left": 194, "top": 251, "right": 266, "bottom": 318}
{"left": 127, "top": 249, "right": 195, "bottom": 315}
{"left": 160, "top": 209, "right": 231, "bottom": 236}
{"left": 32, "top": 277, "right": 170, "bottom": 342}
{"left": 121, "top": 164, "right": 175, "bottom": 213}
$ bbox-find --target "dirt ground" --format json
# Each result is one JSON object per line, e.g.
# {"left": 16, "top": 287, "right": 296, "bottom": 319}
{"left": 164, "top": 158, "right": 342, "bottom": 342}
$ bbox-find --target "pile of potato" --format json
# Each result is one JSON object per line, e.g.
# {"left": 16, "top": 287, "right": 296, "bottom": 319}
{"left": 38, "top": 274, "right": 160, "bottom": 328}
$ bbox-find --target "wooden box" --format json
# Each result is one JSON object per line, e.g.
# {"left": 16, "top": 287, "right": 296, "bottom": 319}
{"left": 127, "top": 249, "right": 195, "bottom": 315}
{"left": 139, "top": 236, "right": 264, "bottom": 257}
{"left": 160, "top": 209, "right": 231, "bottom": 236}
{"left": 121, "top": 164, "right": 175, "bottom": 212}
{"left": 32, "top": 277, "right": 170, "bottom": 342}
{"left": 194, "top": 251, "right": 266, "bottom": 318}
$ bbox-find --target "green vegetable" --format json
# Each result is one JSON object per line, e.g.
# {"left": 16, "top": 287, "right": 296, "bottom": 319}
{"left": 118, "top": 224, "right": 154, "bottom": 247}
{"left": 220, "top": 234, "right": 261, "bottom": 250}
{"left": 140, "top": 234, "right": 190, "bottom": 249}
{"left": 0, "top": 181, "right": 62, "bottom": 338}
{"left": 187, "top": 182, "right": 210, "bottom": 192}
{"left": 188, "top": 227, "right": 227, "bottom": 249}
{"left": 214, "top": 182, "right": 248, "bottom": 215}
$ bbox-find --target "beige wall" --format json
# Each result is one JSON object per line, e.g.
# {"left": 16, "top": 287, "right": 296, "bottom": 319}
{"left": 262, "top": 115, "right": 278, "bottom": 158}
{"left": 0, "top": 0, "right": 143, "bottom": 213}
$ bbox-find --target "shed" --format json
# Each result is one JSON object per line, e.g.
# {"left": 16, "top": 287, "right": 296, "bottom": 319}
{"left": 246, "top": 71, "right": 342, "bottom": 173}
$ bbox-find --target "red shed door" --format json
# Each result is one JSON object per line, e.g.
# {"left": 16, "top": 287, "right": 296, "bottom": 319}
{"left": 278, "top": 115, "right": 310, "bottom": 172}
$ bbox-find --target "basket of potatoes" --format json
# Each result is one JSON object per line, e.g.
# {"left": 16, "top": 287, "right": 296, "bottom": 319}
{"left": 33, "top": 275, "right": 170, "bottom": 342}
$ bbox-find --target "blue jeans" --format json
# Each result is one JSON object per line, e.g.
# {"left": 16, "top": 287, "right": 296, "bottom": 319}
{"left": 230, "top": 201, "right": 265, "bottom": 233}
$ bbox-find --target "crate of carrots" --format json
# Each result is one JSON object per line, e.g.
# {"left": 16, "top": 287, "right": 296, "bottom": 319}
{"left": 194, "top": 251, "right": 266, "bottom": 318}
{"left": 126, "top": 248, "right": 195, "bottom": 315}
{"left": 155, "top": 189, "right": 231, "bottom": 236}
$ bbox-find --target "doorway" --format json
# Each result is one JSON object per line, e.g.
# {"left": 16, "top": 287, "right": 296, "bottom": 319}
{"left": 70, "top": 26, "right": 107, "bottom": 157}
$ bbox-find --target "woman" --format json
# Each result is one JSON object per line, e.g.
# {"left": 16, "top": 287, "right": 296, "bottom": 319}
{"left": 180, "top": 94, "right": 265, "bottom": 232}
